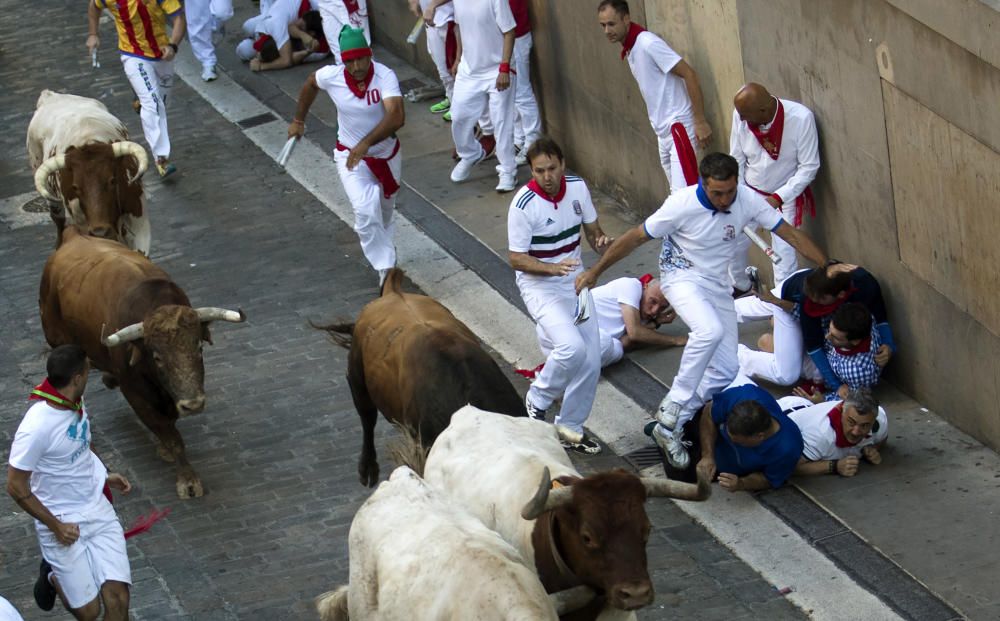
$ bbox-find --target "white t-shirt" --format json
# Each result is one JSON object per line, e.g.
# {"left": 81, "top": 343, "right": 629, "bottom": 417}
{"left": 627, "top": 31, "right": 693, "bottom": 138}
{"left": 454, "top": 0, "right": 516, "bottom": 79}
{"left": 0, "top": 597, "right": 24, "bottom": 621}
{"left": 643, "top": 183, "right": 783, "bottom": 291}
{"left": 8, "top": 401, "right": 107, "bottom": 518}
{"left": 258, "top": 0, "right": 303, "bottom": 49}
{"left": 730, "top": 98, "right": 820, "bottom": 204}
{"left": 786, "top": 400, "right": 889, "bottom": 462}
{"left": 592, "top": 277, "right": 642, "bottom": 340}
{"left": 420, "top": 0, "right": 454, "bottom": 24}
{"left": 508, "top": 175, "right": 597, "bottom": 291}
{"left": 315, "top": 60, "right": 402, "bottom": 158}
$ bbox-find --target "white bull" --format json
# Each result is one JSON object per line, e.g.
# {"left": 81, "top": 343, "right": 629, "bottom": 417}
{"left": 423, "top": 406, "right": 710, "bottom": 620}
{"left": 26, "top": 90, "right": 151, "bottom": 253}
{"left": 315, "top": 466, "right": 592, "bottom": 621}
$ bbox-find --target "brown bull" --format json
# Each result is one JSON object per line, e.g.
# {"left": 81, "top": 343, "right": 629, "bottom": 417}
{"left": 315, "top": 268, "right": 527, "bottom": 487}
{"left": 27, "top": 90, "right": 150, "bottom": 253}
{"left": 39, "top": 226, "right": 245, "bottom": 498}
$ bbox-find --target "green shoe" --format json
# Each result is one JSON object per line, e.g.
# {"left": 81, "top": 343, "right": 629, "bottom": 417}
{"left": 429, "top": 98, "right": 450, "bottom": 114}
{"left": 442, "top": 110, "right": 452, "bottom": 122}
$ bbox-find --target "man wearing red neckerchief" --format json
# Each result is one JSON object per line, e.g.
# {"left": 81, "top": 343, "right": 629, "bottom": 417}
{"left": 729, "top": 83, "right": 820, "bottom": 291}
{"left": 780, "top": 388, "right": 888, "bottom": 478}
{"left": 596, "top": 0, "right": 712, "bottom": 194}
{"left": 7, "top": 345, "right": 133, "bottom": 618}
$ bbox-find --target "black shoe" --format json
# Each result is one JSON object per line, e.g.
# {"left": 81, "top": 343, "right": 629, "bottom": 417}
{"left": 558, "top": 428, "right": 602, "bottom": 455}
{"left": 34, "top": 560, "right": 56, "bottom": 611}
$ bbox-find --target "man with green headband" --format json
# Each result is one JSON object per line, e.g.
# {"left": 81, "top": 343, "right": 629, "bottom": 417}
{"left": 289, "top": 26, "right": 405, "bottom": 286}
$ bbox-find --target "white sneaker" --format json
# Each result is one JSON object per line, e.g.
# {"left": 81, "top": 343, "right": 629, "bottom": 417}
{"left": 201, "top": 66, "right": 218, "bottom": 82}
{"left": 495, "top": 173, "right": 516, "bottom": 193}
{"left": 652, "top": 424, "right": 690, "bottom": 470}
{"left": 450, "top": 148, "right": 485, "bottom": 183}
{"left": 515, "top": 151, "right": 528, "bottom": 166}
{"left": 378, "top": 269, "right": 390, "bottom": 288}
{"left": 656, "top": 397, "right": 684, "bottom": 430}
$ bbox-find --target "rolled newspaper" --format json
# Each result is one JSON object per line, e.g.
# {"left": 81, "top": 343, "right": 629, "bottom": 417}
{"left": 92, "top": 48, "right": 100, "bottom": 69}
{"left": 574, "top": 287, "right": 592, "bottom": 325}
{"left": 277, "top": 136, "right": 298, "bottom": 170}
{"left": 742, "top": 226, "right": 781, "bottom": 265}
{"left": 406, "top": 17, "right": 424, "bottom": 44}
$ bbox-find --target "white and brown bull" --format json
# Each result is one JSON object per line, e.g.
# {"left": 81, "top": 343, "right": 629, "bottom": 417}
{"left": 27, "top": 89, "right": 150, "bottom": 253}
{"left": 39, "top": 226, "right": 245, "bottom": 498}
{"left": 423, "top": 406, "right": 711, "bottom": 621}
{"left": 315, "top": 466, "right": 594, "bottom": 621}
{"left": 314, "top": 268, "right": 527, "bottom": 487}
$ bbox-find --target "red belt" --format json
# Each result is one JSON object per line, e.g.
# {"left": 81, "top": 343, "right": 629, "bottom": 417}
{"left": 746, "top": 181, "right": 815, "bottom": 227}
{"left": 336, "top": 138, "right": 401, "bottom": 198}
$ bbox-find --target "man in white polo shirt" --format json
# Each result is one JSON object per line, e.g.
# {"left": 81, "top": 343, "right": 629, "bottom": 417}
{"left": 289, "top": 26, "right": 405, "bottom": 286}
{"left": 728, "top": 83, "right": 820, "bottom": 290}
{"left": 780, "top": 388, "right": 888, "bottom": 477}
{"left": 7, "top": 345, "right": 133, "bottom": 619}
{"left": 509, "top": 137, "right": 614, "bottom": 455}
{"left": 597, "top": 0, "right": 712, "bottom": 193}
{"left": 449, "top": 0, "right": 517, "bottom": 193}
{"left": 576, "top": 153, "right": 828, "bottom": 469}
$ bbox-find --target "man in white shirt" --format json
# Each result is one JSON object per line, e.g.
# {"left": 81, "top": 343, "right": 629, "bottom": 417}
{"left": 780, "top": 388, "right": 888, "bottom": 477}
{"left": 7, "top": 345, "right": 133, "bottom": 619}
{"left": 729, "top": 83, "right": 820, "bottom": 289}
{"left": 185, "top": 0, "right": 232, "bottom": 81}
{"left": 597, "top": 0, "right": 712, "bottom": 193}
{"left": 576, "top": 153, "right": 828, "bottom": 469}
{"left": 316, "top": 0, "right": 370, "bottom": 64}
{"left": 289, "top": 27, "right": 405, "bottom": 286}
{"left": 449, "top": 0, "right": 518, "bottom": 193}
{"left": 508, "top": 137, "right": 613, "bottom": 454}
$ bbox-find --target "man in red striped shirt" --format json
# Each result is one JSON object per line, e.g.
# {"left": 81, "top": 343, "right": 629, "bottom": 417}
{"left": 87, "top": 0, "right": 187, "bottom": 178}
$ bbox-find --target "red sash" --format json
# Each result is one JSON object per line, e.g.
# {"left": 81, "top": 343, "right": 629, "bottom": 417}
{"left": 336, "top": 139, "right": 402, "bottom": 198}
{"left": 514, "top": 363, "right": 545, "bottom": 380}
{"left": 620, "top": 22, "right": 645, "bottom": 59}
{"left": 344, "top": 0, "right": 360, "bottom": 14}
{"left": 746, "top": 182, "right": 816, "bottom": 227}
{"left": 445, "top": 22, "right": 457, "bottom": 67}
{"left": 671, "top": 123, "right": 699, "bottom": 186}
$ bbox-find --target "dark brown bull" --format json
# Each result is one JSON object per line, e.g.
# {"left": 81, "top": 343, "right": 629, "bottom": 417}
{"left": 39, "top": 226, "right": 245, "bottom": 498}
{"left": 314, "top": 268, "right": 527, "bottom": 487}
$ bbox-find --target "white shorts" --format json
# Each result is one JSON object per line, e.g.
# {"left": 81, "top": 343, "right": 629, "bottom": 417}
{"left": 37, "top": 498, "right": 131, "bottom": 609}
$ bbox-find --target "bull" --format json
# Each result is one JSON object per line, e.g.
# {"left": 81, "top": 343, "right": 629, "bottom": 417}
{"left": 314, "top": 268, "right": 526, "bottom": 487}
{"left": 39, "top": 226, "right": 245, "bottom": 498}
{"left": 315, "top": 466, "right": 594, "bottom": 621}
{"left": 423, "top": 406, "right": 711, "bottom": 620}
{"left": 27, "top": 90, "right": 150, "bottom": 253}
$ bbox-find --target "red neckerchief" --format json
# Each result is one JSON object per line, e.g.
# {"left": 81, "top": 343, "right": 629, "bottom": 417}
{"left": 527, "top": 177, "right": 567, "bottom": 208}
{"left": 297, "top": 0, "right": 310, "bottom": 16}
{"left": 345, "top": 62, "right": 375, "bottom": 99}
{"left": 620, "top": 22, "right": 645, "bottom": 59}
{"left": 834, "top": 334, "right": 871, "bottom": 355}
{"left": 29, "top": 379, "right": 82, "bottom": 416}
{"left": 639, "top": 273, "right": 654, "bottom": 286}
{"left": 747, "top": 98, "right": 784, "bottom": 160}
{"left": 344, "top": 0, "right": 360, "bottom": 14}
{"left": 803, "top": 286, "right": 857, "bottom": 318}
{"left": 827, "top": 403, "right": 858, "bottom": 448}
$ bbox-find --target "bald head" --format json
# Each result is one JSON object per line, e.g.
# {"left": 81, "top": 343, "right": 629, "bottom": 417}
{"left": 734, "top": 83, "right": 777, "bottom": 126}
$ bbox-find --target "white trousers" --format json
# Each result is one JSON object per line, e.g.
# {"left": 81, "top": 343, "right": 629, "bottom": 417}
{"left": 664, "top": 278, "right": 739, "bottom": 430}
{"left": 734, "top": 291, "right": 804, "bottom": 385}
{"left": 425, "top": 22, "right": 454, "bottom": 101}
{"left": 451, "top": 72, "right": 516, "bottom": 175}
{"left": 318, "top": 2, "right": 370, "bottom": 64}
{"left": 186, "top": 0, "right": 232, "bottom": 69}
{"left": 512, "top": 33, "right": 541, "bottom": 150}
{"left": 536, "top": 323, "right": 623, "bottom": 369}
{"left": 656, "top": 120, "right": 697, "bottom": 193}
{"left": 728, "top": 200, "right": 799, "bottom": 289}
{"left": 335, "top": 146, "right": 401, "bottom": 270}
{"left": 122, "top": 55, "right": 173, "bottom": 159}
{"left": 37, "top": 498, "right": 130, "bottom": 609}
{"left": 523, "top": 285, "right": 601, "bottom": 434}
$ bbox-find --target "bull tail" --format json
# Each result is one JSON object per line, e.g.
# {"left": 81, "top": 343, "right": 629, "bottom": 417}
{"left": 380, "top": 267, "right": 405, "bottom": 297}
{"left": 387, "top": 432, "right": 428, "bottom": 477}
{"left": 315, "top": 586, "right": 350, "bottom": 621}
{"left": 309, "top": 319, "right": 355, "bottom": 349}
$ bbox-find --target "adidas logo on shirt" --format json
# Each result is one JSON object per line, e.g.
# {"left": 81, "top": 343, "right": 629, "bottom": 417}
{"left": 546, "top": 218, "right": 556, "bottom": 225}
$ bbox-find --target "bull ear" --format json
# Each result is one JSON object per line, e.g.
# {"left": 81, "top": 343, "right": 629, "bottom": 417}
{"left": 201, "top": 324, "right": 213, "bottom": 345}
{"left": 127, "top": 344, "right": 143, "bottom": 367}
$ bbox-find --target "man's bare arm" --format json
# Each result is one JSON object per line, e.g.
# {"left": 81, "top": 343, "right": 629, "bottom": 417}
{"left": 621, "top": 304, "right": 686, "bottom": 348}
{"left": 773, "top": 222, "right": 826, "bottom": 266}
{"left": 574, "top": 225, "right": 651, "bottom": 292}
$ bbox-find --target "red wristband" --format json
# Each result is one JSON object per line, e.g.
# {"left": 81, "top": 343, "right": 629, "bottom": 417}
{"left": 499, "top": 62, "right": 511, "bottom": 74}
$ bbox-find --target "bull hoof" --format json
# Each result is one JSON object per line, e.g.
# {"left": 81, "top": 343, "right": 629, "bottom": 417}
{"left": 359, "top": 462, "right": 379, "bottom": 488}
{"left": 176, "top": 476, "right": 204, "bottom": 499}
{"left": 156, "top": 444, "right": 177, "bottom": 463}
{"left": 101, "top": 372, "right": 119, "bottom": 390}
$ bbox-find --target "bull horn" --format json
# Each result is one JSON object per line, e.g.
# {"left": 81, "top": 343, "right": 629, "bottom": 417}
{"left": 549, "top": 585, "right": 597, "bottom": 616}
{"left": 641, "top": 472, "right": 711, "bottom": 501}
{"left": 103, "top": 322, "right": 145, "bottom": 347}
{"left": 520, "top": 467, "right": 575, "bottom": 520}
{"left": 33, "top": 154, "right": 66, "bottom": 201}
{"left": 195, "top": 307, "right": 247, "bottom": 323}
{"left": 112, "top": 141, "right": 149, "bottom": 178}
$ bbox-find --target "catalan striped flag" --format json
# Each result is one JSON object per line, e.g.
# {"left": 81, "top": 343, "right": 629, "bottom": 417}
{"left": 95, "top": 0, "right": 184, "bottom": 60}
